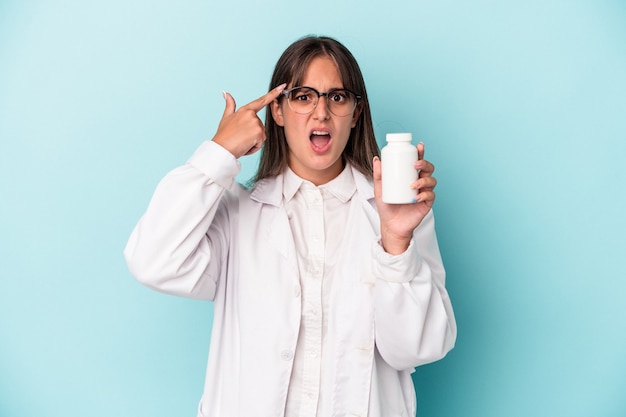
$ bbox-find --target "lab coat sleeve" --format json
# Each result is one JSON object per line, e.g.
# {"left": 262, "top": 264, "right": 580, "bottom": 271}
{"left": 124, "top": 141, "right": 240, "bottom": 300}
{"left": 372, "top": 209, "right": 457, "bottom": 371}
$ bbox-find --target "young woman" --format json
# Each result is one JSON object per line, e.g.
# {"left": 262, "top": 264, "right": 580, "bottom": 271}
{"left": 125, "top": 35, "right": 456, "bottom": 417}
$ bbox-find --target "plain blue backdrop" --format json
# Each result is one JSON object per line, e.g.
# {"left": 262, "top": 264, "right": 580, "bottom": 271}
{"left": 1, "top": 0, "right": 625, "bottom": 416}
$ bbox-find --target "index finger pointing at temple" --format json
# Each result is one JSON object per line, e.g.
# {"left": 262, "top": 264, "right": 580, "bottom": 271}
{"left": 244, "top": 83, "right": 287, "bottom": 113}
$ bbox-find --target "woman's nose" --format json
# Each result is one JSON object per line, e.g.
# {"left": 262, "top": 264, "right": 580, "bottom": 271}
{"left": 313, "top": 96, "right": 331, "bottom": 120}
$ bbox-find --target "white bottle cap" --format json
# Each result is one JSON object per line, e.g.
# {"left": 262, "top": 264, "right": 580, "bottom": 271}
{"left": 386, "top": 133, "right": 412, "bottom": 142}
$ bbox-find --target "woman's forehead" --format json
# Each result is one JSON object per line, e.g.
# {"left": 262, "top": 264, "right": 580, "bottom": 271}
{"left": 289, "top": 54, "right": 342, "bottom": 86}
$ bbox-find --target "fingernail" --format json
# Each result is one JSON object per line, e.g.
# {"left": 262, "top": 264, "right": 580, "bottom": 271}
{"left": 276, "top": 83, "right": 287, "bottom": 92}
{"left": 222, "top": 91, "right": 227, "bottom": 100}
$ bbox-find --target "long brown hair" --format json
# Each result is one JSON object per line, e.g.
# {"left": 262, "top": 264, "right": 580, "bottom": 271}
{"left": 253, "top": 35, "right": 379, "bottom": 184}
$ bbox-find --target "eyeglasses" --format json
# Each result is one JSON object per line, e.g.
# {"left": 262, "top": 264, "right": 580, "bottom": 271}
{"left": 281, "top": 86, "right": 362, "bottom": 117}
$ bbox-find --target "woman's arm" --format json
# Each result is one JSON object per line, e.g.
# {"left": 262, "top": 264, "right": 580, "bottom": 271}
{"left": 125, "top": 86, "right": 286, "bottom": 299}
{"left": 124, "top": 141, "right": 239, "bottom": 300}
{"left": 371, "top": 143, "right": 456, "bottom": 370}
{"left": 372, "top": 210, "right": 456, "bottom": 370}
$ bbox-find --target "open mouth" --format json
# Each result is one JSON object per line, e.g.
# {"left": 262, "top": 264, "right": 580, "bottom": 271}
{"left": 310, "top": 130, "right": 332, "bottom": 153}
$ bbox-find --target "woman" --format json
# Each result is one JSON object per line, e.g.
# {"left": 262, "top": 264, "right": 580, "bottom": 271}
{"left": 125, "top": 35, "right": 456, "bottom": 417}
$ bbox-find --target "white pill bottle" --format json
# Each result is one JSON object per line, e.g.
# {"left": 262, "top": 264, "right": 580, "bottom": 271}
{"left": 381, "top": 133, "right": 418, "bottom": 204}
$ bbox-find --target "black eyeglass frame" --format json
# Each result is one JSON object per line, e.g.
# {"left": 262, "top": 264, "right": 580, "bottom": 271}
{"left": 281, "top": 86, "right": 362, "bottom": 116}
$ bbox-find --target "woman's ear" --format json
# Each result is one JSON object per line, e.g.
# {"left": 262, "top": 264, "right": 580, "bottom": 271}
{"left": 271, "top": 99, "right": 285, "bottom": 127}
{"left": 351, "top": 102, "right": 363, "bottom": 128}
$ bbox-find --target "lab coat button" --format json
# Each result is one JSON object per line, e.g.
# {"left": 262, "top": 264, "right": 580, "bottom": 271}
{"left": 280, "top": 350, "right": 293, "bottom": 361}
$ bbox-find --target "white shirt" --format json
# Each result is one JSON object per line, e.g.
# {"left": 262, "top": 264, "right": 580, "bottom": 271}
{"left": 283, "top": 166, "right": 355, "bottom": 417}
{"left": 124, "top": 141, "right": 456, "bottom": 417}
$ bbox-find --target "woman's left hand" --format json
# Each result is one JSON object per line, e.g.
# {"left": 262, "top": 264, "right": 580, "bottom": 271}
{"left": 373, "top": 142, "right": 437, "bottom": 255}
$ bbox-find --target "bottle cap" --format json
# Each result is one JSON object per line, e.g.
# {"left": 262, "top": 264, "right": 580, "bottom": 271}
{"left": 386, "top": 133, "right": 412, "bottom": 142}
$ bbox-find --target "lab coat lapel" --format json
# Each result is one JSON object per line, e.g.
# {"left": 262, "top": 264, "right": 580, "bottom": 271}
{"left": 249, "top": 173, "right": 298, "bottom": 273}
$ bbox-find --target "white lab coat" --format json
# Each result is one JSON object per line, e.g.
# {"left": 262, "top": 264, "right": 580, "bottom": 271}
{"left": 124, "top": 141, "right": 456, "bottom": 417}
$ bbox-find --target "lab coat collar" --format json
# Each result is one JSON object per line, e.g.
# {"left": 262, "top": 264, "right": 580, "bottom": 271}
{"left": 250, "top": 163, "right": 375, "bottom": 206}
{"left": 282, "top": 164, "right": 356, "bottom": 204}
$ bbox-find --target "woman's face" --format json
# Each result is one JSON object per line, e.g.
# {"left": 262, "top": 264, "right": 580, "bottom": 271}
{"left": 271, "top": 56, "right": 361, "bottom": 185}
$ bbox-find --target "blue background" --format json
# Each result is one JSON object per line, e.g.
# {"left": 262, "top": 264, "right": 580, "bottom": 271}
{"left": 1, "top": 1, "right": 625, "bottom": 416}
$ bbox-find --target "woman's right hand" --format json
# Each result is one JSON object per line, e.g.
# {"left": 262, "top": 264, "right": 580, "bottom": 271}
{"left": 212, "top": 83, "right": 286, "bottom": 158}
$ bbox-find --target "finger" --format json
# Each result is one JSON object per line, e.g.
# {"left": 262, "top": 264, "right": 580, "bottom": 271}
{"left": 244, "top": 129, "right": 269, "bottom": 156}
{"left": 244, "top": 83, "right": 287, "bottom": 113}
{"left": 417, "top": 141, "right": 425, "bottom": 161}
{"left": 372, "top": 156, "right": 382, "bottom": 200}
{"left": 244, "top": 142, "right": 262, "bottom": 156}
{"left": 414, "top": 190, "right": 436, "bottom": 205}
{"left": 414, "top": 159, "right": 435, "bottom": 176}
{"left": 222, "top": 91, "right": 237, "bottom": 118}
{"left": 411, "top": 176, "right": 437, "bottom": 191}
{"left": 373, "top": 156, "right": 382, "bottom": 181}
